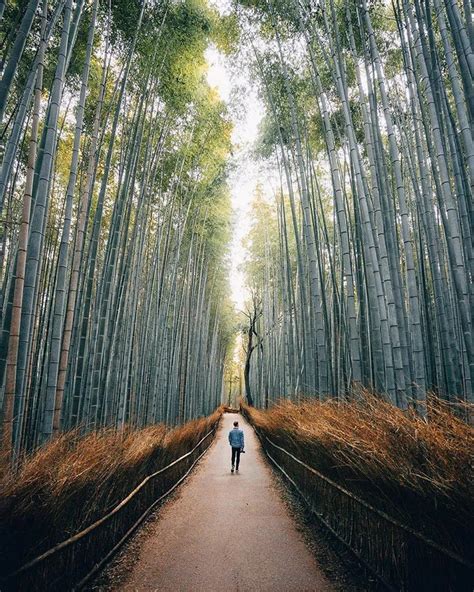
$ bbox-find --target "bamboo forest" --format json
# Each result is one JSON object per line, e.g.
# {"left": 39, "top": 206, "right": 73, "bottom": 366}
{"left": 0, "top": 0, "right": 472, "bottom": 590}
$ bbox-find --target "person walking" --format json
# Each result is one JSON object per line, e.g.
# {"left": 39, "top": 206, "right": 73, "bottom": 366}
{"left": 228, "top": 420, "right": 244, "bottom": 473}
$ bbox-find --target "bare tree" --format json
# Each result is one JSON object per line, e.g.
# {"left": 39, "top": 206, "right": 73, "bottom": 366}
{"left": 242, "top": 291, "right": 263, "bottom": 407}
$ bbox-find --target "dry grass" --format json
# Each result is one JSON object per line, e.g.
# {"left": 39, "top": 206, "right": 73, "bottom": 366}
{"left": 243, "top": 395, "right": 473, "bottom": 558}
{"left": 222, "top": 405, "right": 240, "bottom": 413}
{"left": 0, "top": 407, "right": 222, "bottom": 575}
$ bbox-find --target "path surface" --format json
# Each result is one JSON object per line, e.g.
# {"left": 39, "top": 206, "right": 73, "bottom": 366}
{"left": 116, "top": 413, "right": 332, "bottom": 592}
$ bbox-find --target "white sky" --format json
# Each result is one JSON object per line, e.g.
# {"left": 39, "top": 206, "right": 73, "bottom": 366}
{"left": 205, "top": 44, "right": 265, "bottom": 310}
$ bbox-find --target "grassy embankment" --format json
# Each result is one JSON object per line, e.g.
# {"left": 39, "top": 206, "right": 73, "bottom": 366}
{"left": 243, "top": 396, "right": 472, "bottom": 565}
{"left": 0, "top": 407, "right": 222, "bottom": 582}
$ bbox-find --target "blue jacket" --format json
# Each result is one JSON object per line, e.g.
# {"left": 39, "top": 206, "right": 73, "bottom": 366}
{"left": 228, "top": 427, "right": 244, "bottom": 449}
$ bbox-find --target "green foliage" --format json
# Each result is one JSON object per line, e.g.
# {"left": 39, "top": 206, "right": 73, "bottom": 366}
{"left": 66, "top": 7, "right": 100, "bottom": 85}
{"left": 104, "top": 0, "right": 143, "bottom": 43}
{"left": 243, "top": 186, "right": 280, "bottom": 291}
{"left": 137, "top": 0, "right": 215, "bottom": 112}
{"left": 211, "top": 12, "right": 240, "bottom": 54}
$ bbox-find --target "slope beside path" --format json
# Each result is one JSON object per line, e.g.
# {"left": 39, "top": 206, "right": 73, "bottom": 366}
{"left": 115, "top": 412, "right": 333, "bottom": 592}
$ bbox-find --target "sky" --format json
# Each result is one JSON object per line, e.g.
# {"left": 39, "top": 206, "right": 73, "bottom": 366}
{"left": 205, "top": 44, "right": 265, "bottom": 310}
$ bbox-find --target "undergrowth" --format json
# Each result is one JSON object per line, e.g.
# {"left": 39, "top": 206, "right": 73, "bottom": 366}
{"left": 0, "top": 407, "right": 223, "bottom": 576}
{"left": 243, "top": 395, "right": 473, "bottom": 560}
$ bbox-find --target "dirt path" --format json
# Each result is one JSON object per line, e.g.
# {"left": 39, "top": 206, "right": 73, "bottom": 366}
{"left": 115, "top": 413, "right": 333, "bottom": 592}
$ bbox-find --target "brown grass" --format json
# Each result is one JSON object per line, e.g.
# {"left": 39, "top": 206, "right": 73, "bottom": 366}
{"left": 0, "top": 407, "right": 222, "bottom": 575}
{"left": 243, "top": 395, "right": 473, "bottom": 558}
{"left": 222, "top": 405, "right": 240, "bottom": 413}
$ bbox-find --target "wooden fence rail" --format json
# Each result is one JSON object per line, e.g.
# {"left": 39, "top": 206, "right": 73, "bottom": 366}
{"left": 1, "top": 428, "right": 216, "bottom": 592}
{"left": 256, "top": 430, "right": 473, "bottom": 592}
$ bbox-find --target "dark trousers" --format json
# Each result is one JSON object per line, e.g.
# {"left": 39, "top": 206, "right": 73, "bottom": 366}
{"left": 231, "top": 447, "right": 241, "bottom": 469}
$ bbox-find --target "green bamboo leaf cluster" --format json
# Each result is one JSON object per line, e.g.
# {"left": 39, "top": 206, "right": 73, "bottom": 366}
{"left": 241, "top": 0, "right": 472, "bottom": 412}
{"left": 0, "top": 0, "right": 235, "bottom": 462}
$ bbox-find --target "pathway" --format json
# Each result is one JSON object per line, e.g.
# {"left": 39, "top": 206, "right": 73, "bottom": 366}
{"left": 116, "top": 413, "right": 332, "bottom": 592}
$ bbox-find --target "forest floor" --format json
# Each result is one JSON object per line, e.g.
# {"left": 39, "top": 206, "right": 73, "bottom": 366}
{"left": 93, "top": 413, "right": 340, "bottom": 592}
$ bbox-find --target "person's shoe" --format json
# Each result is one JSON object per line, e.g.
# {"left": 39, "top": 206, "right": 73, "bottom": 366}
{"left": 231, "top": 467, "right": 234, "bottom": 473}
{"left": 236, "top": 468, "right": 239, "bottom": 473}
